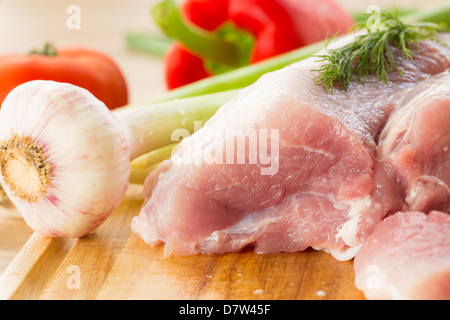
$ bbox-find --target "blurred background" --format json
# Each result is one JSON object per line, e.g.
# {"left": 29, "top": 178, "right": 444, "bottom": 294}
{"left": 0, "top": 0, "right": 447, "bottom": 103}
{"left": 0, "top": 0, "right": 447, "bottom": 273}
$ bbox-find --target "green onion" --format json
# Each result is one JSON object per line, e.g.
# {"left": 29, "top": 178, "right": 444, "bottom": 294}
{"left": 125, "top": 32, "right": 174, "bottom": 58}
{"left": 130, "top": 143, "right": 176, "bottom": 184}
{"left": 403, "top": 3, "right": 450, "bottom": 24}
{"left": 131, "top": 143, "right": 177, "bottom": 169}
{"left": 146, "top": 41, "right": 324, "bottom": 104}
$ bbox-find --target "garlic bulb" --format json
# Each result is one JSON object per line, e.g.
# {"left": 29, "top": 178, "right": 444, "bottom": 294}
{"left": 0, "top": 81, "right": 130, "bottom": 237}
{"left": 0, "top": 80, "right": 234, "bottom": 237}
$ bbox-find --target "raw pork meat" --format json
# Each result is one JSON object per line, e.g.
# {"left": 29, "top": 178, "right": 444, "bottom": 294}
{"left": 377, "top": 73, "right": 450, "bottom": 213}
{"left": 356, "top": 71, "right": 450, "bottom": 240}
{"left": 132, "top": 34, "right": 450, "bottom": 259}
{"left": 354, "top": 211, "right": 450, "bottom": 300}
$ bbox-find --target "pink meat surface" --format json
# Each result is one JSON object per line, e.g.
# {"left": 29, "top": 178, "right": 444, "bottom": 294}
{"left": 354, "top": 211, "right": 450, "bottom": 300}
{"left": 377, "top": 74, "right": 450, "bottom": 213}
{"left": 131, "top": 34, "right": 450, "bottom": 259}
{"left": 356, "top": 72, "right": 450, "bottom": 240}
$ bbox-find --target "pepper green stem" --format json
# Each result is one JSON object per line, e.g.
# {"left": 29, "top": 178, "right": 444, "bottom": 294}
{"left": 152, "top": 0, "right": 253, "bottom": 70}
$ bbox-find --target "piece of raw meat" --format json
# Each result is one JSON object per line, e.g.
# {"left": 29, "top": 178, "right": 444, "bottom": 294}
{"left": 355, "top": 71, "right": 450, "bottom": 241}
{"left": 131, "top": 34, "right": 450, "bottom": 259}
{"left": 378, "top": 73, "right": 450, "bottom": 213}
{"left": 353, "top": 211, "right": 450, "bottom": 300}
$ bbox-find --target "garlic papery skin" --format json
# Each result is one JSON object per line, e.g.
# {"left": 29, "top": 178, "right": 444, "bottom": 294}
{"left": 0, "top": 80, "right": 130, "bottom": 238}
{"left": 0, "top": 81, "right": 237, "bottom": 237}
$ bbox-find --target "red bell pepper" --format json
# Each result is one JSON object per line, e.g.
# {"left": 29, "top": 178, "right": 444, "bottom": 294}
{"left": 153, "top": 0, "right": 355, "bottom": 90}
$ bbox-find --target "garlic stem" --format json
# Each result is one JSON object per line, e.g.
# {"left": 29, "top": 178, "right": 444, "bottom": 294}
{"left": 113, "top": 89, "right": 238, "bottom": 160}
{"left": 0, "top": 81, "right": 238, "bottom": 237}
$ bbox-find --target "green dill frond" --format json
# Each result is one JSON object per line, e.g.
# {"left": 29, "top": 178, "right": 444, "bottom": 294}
{"left": 313, "top": 10, "right": 448, "bottom": 92}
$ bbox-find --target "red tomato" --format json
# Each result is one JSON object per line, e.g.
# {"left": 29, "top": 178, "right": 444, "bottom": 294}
{"left": 0, "top": 45, "right": 128, "bottom": 110}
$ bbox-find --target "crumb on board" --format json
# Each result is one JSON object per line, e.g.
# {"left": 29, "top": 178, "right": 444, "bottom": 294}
{"left": 315, "top": 290, "right": 327, "bottom": 297}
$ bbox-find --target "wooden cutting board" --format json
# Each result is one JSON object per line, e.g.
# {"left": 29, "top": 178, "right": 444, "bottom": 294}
{"left": 3, "top": 0, "right": 450, "bottom": 302}
{"left": 0, "top": 184, "right": 365, "bottom": 300}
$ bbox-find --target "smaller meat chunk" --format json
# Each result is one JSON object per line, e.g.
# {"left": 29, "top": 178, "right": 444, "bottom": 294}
{"left": 354, "top": 211, "right": 450, "bottom": 300}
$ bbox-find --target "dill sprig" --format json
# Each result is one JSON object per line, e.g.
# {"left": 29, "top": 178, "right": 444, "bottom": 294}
{"left": 313, "top": 11, "right": 448, "bottom": 91}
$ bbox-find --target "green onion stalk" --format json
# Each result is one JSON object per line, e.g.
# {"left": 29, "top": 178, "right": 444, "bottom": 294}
{"left": 125, "top": 32, "right": 174, "bottom": 58}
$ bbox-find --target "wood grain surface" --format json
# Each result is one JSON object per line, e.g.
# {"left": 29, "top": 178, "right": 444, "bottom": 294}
{"left": 0, "top": 0, "right": 446, "bottom": 300}
{"left": 0, "top": 185, "right": 365, "bottom": 300}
